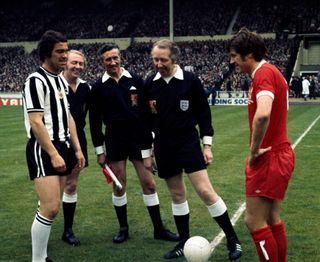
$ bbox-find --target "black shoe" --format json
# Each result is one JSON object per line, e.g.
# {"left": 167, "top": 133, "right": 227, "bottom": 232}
{"left": 164, "top": 240, "right": 185, "bottom": 259}
{"left": 45, "top": 257, "right": 54, "bottom": 262}
{"left": 62, "top": 228, "right": 81, "bottom": 246}
{"left": 227, "top": 236, "right": 242, "bottom": 260}
{"left": 154, "top": 228, "right": 180, "bottom": 242}
{"left": 113, "top": 227, "right": 129, "bottom": 243}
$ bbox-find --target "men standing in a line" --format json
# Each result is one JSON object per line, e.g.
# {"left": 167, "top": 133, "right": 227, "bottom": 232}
{"left": 142, "top": 39, "right": 242, "bottom": 260}
{"left": 89, "top": 43, "right": 178, "bottom": 244}
{"left": 229, "top": 27, "right": 295, "bottom": 262}
{"left": 60, "top": 50, "right": 91, "bottom": 246}
{"left": 22, "top": 30, "right": 85, "bottom": 262}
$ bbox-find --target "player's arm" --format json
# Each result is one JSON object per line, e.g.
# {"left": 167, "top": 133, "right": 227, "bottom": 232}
{"left": 88, "top": 83, "right": 106, "bottom": 167}
{"left": 139, "top": 77, "right": 156, "bottom": 171}
{"left": 69, "top": 112, "right": 85, "bottom": 169}
{"left": 249, "top": 94, "right": 273, "bottom": 165}
{"left": 28, "top": 112, "right": 66, "bottom": 172}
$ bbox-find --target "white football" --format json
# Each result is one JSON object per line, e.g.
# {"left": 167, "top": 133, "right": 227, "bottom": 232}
{"left": 183, "top": 236, "right": 212, "bottom": 262}
{"left": 107, "top": 25, "right": 113, "bottom": 32}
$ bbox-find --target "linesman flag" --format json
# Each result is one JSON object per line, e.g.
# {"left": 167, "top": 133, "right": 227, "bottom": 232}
{"left": 103, "top": 164, "right": 123, "bottom": 189}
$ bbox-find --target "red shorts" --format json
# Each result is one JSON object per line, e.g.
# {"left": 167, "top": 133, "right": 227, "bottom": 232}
{"left": 245, "top": 143, "right": 295, "bottom": 200}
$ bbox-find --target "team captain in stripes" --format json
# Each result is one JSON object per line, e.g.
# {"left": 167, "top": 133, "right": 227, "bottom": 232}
{"left": 22, "top": 30, "right": 85, "bottom": 262}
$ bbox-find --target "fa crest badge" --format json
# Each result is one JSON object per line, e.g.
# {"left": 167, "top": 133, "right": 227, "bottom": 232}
{"left": 180, "top": 100, "right": 189, "bottom": 111}
{"left": 149, "top": 100, "right": 157, "bottom": 114}
{"left": 130, "top": 86, "right": 138, "bottom": 106}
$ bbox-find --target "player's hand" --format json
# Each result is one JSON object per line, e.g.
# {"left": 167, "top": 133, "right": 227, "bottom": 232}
{"left": 248, "top": 146, "right": 272, "bottom": 167}
{"left": 75, "top": 150, "right": 85, "bottom": 170}
{"left": 97, "top": 153, "right": 106, "bottom": 167}
{"left": 203, "top": 145, "right": 213, "bottom": 165}
{"left": 51, "top": 153, "right": 67, "bottom": 172}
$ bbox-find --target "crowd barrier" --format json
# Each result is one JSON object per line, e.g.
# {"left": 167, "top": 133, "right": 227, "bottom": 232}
{"left": 208, "top": 91, "right": 249, "bottom": 106}
{"left": 0, "top": 91, "right": 249, "bottom": 106}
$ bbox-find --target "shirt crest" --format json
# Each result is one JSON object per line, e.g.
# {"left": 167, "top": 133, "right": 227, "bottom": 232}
{"left": 180, "top": 100, "right": 189, "bottom": 111}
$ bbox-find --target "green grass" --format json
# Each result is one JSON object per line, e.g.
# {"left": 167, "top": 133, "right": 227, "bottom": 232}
{"left": 0, "top": 105, "right": 319, "bottom": 262}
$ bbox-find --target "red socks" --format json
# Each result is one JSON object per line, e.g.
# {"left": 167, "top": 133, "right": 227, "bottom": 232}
{"left": 251, "top": 226, "right": 278, "bottom": 262}
{"left": 271, "top": 222, "right": 287, "bottom": 262}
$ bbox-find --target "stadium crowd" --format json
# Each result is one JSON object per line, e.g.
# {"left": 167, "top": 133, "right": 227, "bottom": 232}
{"left": 0, "top": 38, "right": 293, "bottom": 94}
{"left": 0, "top": 0, "right": 319, "bottom": 42}
{"left": 0, "top": 0, "right": 319, "bottom": 94}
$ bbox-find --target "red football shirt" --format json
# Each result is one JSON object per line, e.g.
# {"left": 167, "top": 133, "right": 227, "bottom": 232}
{"left": 248, "top": 61, "right": 290, "bottom": 148}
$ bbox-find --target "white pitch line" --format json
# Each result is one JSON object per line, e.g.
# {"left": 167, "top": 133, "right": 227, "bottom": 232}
{"left": 210, "top": 113, "right": 320, "bottom": 252}
{"left": 291, "top": 114, "right": 320, "bottom": 150}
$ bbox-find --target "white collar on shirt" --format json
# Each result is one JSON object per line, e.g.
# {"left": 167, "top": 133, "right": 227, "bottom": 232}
{"left": 251, "top": 59, "right": 267, "bottom": 78}
{"left": 102, "top": 67, "right": 132, "bottom": 83}
{"left": 153, "top": 65, "right": 184, "bottom": 83}
{"left": 251, "top": 60, "right": 274, "bottom": 100}
{"left": 59, "top": 72, "right": 86, "bottom": 92}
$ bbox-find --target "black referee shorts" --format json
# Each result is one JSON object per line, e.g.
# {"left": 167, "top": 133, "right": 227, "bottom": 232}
{"left": 104, "top": 124, "right": 142, "bottom": 161}
{"left": 26, "top": 139, "right": 77, "bottom": 180}
{"left": 154, "top": 133, "right": 207, "bottom": 179}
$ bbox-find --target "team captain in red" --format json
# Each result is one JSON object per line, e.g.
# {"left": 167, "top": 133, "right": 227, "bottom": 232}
{"left": 228, "top": 28, "right": 295, "bottom": 262}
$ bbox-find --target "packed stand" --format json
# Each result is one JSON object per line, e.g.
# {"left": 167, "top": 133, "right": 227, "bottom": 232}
{"left": 0, "top": 38, "right": 293, "bottom": 93}
{"left": 232, "top": 0, "right": 320, "bottom": 34}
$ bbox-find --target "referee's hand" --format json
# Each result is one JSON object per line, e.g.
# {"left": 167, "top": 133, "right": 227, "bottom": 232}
{"left": 203, "top": 145, "right": 213, "bottom": 165}
{"left": 143, "top": 157, "right": 155, "bottom": 174}
{"left": 97, "top": 153, "right": 106, "bottom": 167}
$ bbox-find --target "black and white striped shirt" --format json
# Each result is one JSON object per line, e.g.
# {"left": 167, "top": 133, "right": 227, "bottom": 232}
{"left": 22, "top": 67, "right": 70, "bottom": 142}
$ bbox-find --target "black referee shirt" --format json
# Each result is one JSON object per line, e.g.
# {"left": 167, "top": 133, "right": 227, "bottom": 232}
{"left": 144, "top": 67, "right": 214, "bottom": 143}
{"left": 89, "top": 69, "right": 152, "bottom": 151}
{"left": 60, "top": 75, "right": 91, "bottom": 136}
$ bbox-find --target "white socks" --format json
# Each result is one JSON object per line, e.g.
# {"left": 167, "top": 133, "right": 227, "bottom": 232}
{"left": 143, "top": 193, "right": 160, "bottom": 207}
{"left": 31, "top": 212, "right": 53, "bottom": 262}
{"left": 207, "top": 197, "right": 227, "bottom": 218}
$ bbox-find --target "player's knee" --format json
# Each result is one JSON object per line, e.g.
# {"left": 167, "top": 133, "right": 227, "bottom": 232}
{"left": 197, "top": 187, "right": 213, "bottom": 202}
{"left": 141, "top": 179, "right": 156, "bottom": 193}
{"left": 69, "top": 183, "right": 77, "bottom": 193}
{"left": 244, "top": 212, "right": 265, "bottom": 232}
{"left": 43, "top": 202, "right": 60, "bottom": 219}
{"left": 65, "top": 181, "right": 77, "bottom": 194}
{"left": 170, "top": 190, "right": 186, "bottom": 203}
{"left": 244, "top": 213, "right": 254, "bottom": 230}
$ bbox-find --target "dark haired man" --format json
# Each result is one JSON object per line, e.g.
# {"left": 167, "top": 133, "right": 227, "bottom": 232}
{"left": 22, "top": 30, "right": 85, "bottom": 262}
{"left": 89, "top": 43, "right": 178, "bottom": 244}
{"left": 142, "top": 39, "right": 242, "bottom": 260}
{"left": 228, "top": 27, "right": 295, "bottom": 262}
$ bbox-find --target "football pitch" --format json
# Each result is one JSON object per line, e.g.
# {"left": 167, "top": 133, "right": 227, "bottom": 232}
{"left": 0, "top": 105, "right": 319, "bottom": 262}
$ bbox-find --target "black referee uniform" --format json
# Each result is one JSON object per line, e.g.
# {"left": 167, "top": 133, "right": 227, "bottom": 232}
{"left": 61, "top": 75, "right": 91, "bottom": 166}
{"left": 143, "top": 66, "right": 214, "bottom": 178}
{"left": 23, "top": 67, "right": 75, "bottom": 180}
{"left": 90, "top": 69, "right": 151, "bottom": 159}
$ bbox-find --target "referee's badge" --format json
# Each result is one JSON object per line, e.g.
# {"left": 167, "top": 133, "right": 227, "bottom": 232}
{"left": 149, "top": 100, "right": 157, "bottom": 114}
{"left": 180, "top": 100, "right": 189, "bottom": 111}
{"left": 130, "top": 86, "right": 138, "bottom": 106}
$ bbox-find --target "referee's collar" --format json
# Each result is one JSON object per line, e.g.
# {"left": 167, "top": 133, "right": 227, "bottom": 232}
{"left": 59, "top": 72, "right": 86, "bottom": 91}
{"left": 153, "top": 65, "right": 184, "bottom": 82}
{"left": 102, "top": 67, "right": 132, "bottom": 83}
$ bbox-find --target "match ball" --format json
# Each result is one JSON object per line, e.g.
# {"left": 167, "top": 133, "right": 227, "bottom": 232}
{"left": 107, "top": 25, "right": 113, "bottom": 32}
{"left": 183, "top": 236, "right": 212, "bottom": 262}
